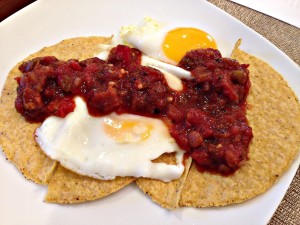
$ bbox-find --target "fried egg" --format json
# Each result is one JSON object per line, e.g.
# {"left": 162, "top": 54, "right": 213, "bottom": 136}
{"left": 36, "top": 97, "right": 184, "bottom": 182}
{"left": 35, "top": 18, "right": 217, "bottom": 182}
{"left": 119, "top": 17, "right": 217, "bottom": 64}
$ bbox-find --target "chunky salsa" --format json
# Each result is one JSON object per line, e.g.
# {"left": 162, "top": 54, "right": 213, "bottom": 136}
{"left": 15, "top": 45, "right": 253, "bottom": 175}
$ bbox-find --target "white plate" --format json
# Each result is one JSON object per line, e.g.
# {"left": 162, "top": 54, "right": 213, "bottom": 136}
{"left": 0, "top": 0, "right": 299, "bottom": 225}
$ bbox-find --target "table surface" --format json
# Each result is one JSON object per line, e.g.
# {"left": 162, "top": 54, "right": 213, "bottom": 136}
{"left": 1, "top": 0, "right": 299, "bottom": 224}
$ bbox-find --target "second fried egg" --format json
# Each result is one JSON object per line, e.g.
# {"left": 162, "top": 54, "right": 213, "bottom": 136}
{"left": 120, "top": 17, "right": 217, "bottom": 64}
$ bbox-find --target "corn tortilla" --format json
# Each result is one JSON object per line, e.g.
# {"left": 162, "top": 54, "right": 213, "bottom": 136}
{"left": 136, "top": 154, "right": 192, "bottom": 209}
{"left": 179, "top": 40, "right": 300, "bottom": 207}
{"left": 46, "top": 164, "right": 135, "bottom": 203}
{"left": 0, "top": 37, "right": 299, "bottom": 207}
{"left": 0, "top": 63, "right": 56, "bottom": 185}
{"left": 0, "top": 36, "right": 136, "bottom": 201}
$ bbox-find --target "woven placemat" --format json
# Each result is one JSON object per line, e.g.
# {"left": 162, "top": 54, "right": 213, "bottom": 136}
{"left": 207, "top": 0, "right": 300, "bottom": 224}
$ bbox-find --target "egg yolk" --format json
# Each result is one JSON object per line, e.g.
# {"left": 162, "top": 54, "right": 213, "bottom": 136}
{"left": 104, "top": 118, "right": 152, "bottom": 143}
{"left": 163, "top": 27, "right": 217, "bottom": 63}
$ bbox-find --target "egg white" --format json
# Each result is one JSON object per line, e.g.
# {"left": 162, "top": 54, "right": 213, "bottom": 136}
{"left": 36, "top": 97, "right": 184, "bottom": 182}
{"left": 118, "top": 17, "right": 176, "bottom": 64}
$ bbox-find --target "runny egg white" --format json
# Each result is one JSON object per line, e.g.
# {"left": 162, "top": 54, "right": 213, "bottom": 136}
{"left": 119, "top": 17, "right": 217, "bottom": 64}
{"left": 36, "top": 97, "right": 184, "bottom": 182}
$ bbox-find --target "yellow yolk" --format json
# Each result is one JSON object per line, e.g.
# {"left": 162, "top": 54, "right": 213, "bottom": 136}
{"left": 103, "top": 118, "right": 152, "bottom": 143}
{"left": 163, "top": 27, "right": 217, "bottom": 63}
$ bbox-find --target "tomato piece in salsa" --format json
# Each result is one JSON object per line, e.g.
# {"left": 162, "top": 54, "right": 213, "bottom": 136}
{"left": 15, "top": 45, "right": 252, "bottom": 175}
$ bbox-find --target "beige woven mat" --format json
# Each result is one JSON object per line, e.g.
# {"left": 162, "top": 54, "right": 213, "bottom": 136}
{"left": 208, "top": 0, "right": 300, "bottom": 224}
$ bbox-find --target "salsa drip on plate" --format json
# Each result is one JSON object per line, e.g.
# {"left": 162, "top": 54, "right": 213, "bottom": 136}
{"left": 15, "top": 44, "right": 253, "bottom": 175}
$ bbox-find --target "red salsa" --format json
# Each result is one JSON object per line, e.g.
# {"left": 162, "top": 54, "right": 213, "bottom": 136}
{"left": 15, "top": 45, "right": 253, "bottom": 175}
